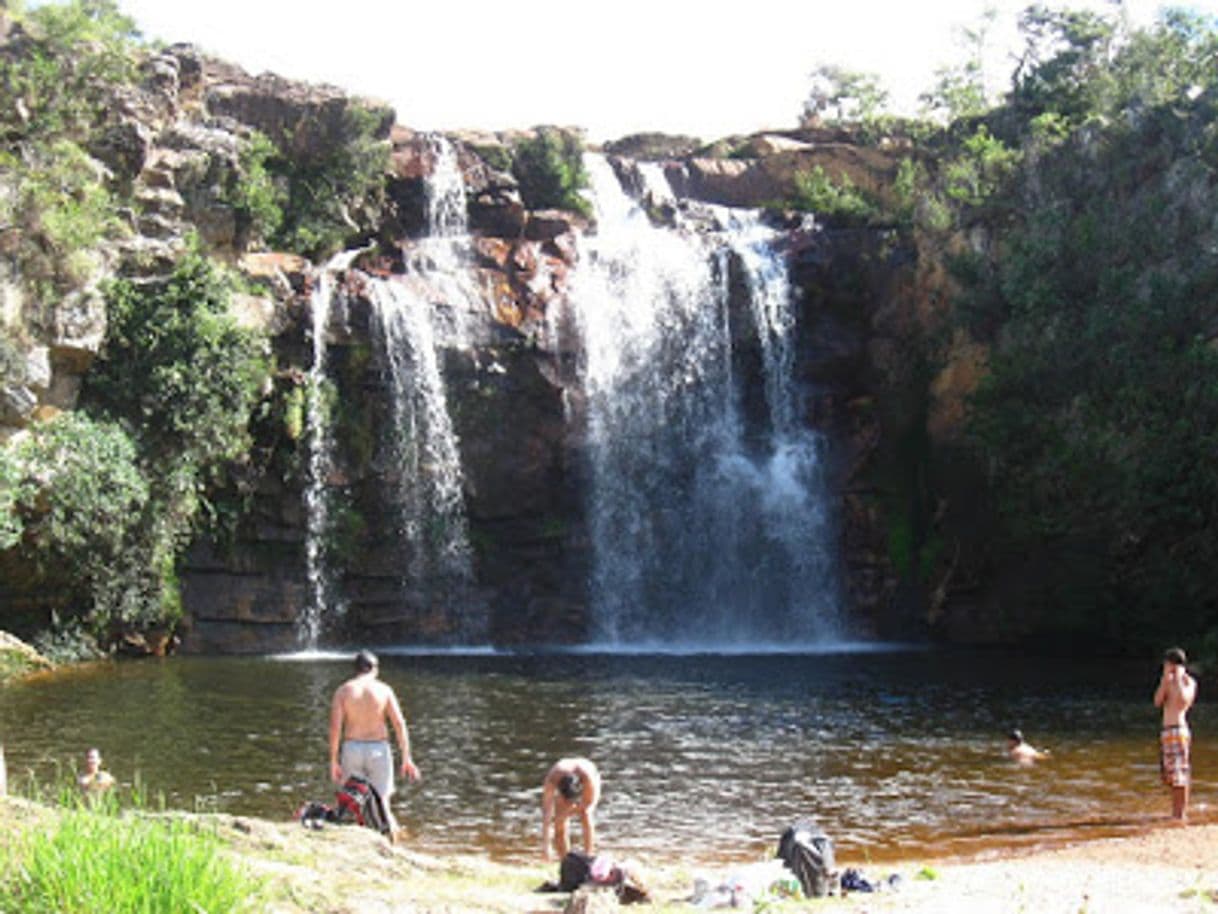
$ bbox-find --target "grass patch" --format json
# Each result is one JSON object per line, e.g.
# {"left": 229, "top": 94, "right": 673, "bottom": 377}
{"left": 0, "top": 795, "right": 262, "bottom": 914}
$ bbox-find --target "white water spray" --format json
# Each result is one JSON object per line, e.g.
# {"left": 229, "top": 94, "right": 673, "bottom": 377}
{"left": 571, "top": 155, "right": 839, "bottom": 646}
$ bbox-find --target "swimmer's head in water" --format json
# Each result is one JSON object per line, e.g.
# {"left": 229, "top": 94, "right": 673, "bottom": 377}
{"left": 1008, "top": 729, "right": 1024, "bottom": 745}
{"left": 558, "top": 774, "right": 584, "bottom": 802}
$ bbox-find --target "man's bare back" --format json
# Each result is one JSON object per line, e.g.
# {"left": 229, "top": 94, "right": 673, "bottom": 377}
{"left": 333, "top": 676, "right": 398, "bottom": 741}
{"left": 328, "top": 651, "right": 420, "bottom": 797}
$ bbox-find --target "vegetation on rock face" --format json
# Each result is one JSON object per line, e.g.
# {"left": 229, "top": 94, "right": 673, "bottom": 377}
{"left": 265, "top": 105, "right": 391, "bottom": 259}
{"left": 0, "top": 0, "right": 139, "bottom": 303}
{"left": 508, "top": 128, "right": 591, "bottom": 216}
{"left": 817, "top": 8, "right": 1218, "bottom": 651}
{"left": 0, "top": 252, "right": 268, "bottom": 650}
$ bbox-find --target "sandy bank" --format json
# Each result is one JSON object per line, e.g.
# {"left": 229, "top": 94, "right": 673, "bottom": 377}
{"left": 3, "top": 797, "right": 1216, "bottom": 912}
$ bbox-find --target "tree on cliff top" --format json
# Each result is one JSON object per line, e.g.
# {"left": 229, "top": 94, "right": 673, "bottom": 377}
{"left": 801, "top": 64, "right": 890, "bottom": 125}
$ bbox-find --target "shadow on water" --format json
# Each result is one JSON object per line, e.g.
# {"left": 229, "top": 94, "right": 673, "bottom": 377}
{"left": 0, "top": 648, "right": 1211, "bottom": 864}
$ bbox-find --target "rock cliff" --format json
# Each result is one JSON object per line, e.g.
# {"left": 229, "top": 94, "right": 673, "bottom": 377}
{"left": 1, "top": 32, "right": 952, "bottom": 653}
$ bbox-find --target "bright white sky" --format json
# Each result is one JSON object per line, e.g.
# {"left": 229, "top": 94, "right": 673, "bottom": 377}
{"left": 113, "top": 0, "right": 1218, "bottom": 141}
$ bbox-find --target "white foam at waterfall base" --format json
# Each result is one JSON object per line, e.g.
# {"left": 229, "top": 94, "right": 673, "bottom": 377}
{"left": 571, "top": 154, "right": 839, "bottom": 648}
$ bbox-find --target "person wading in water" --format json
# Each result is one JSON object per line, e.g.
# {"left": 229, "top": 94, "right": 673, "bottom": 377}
{"left": 1154, "top": 646, "right": 1197, "bottom": 822}
{"left": 329, "top": 650, "right": 421, "bottom": 832}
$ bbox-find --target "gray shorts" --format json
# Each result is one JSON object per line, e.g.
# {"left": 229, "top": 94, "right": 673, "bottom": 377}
{"left": 340, "top": 739, "right": 393, "bottom": 800}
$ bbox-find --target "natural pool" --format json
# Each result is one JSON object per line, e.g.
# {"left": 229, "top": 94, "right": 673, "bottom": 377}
{"left": 0, "top": 648, "right": 1210, "bottom": 863}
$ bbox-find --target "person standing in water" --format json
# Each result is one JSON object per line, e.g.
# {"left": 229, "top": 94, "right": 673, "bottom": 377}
{"left": 1154, "top": 647, "right": 1197, "bottom": 822}
{"left": 1006, "top": 729, "right": 1051, "bottom": 766}
{"left": 541, "top": 757, "right": 601, "bottom": 860}
{"left": 77, "top": 747, "right": 115, "bottom": 797}
{"left": 329, "top": 650, "right": 421, "bottom": 830}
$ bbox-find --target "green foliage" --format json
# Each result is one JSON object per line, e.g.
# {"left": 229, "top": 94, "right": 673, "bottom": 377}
{"left": 3, "top": 413, "right": 147, "bottom": 569}
{"left": 472, "top": 143, "right": 513, "bottom": 174}
{"left": 510, "top": 129, "right": 591, "bottom": 216}
{"left": 1, "top": 140, "right": 121, "bottom": 298}
{"left": 942, "top": 10, "right": 1218, "bottom": 646}
{"left": 941, "top": 126, "right": 1020, "bottom": 208}
{"left": 920, "top": 9, "right": 997, "bottom": 121}
{"left": 282, "top": 383, "right": 306, "bottom": 441}
{"left": 803, "top": 64, "right": 889, "bottom": 124}
{"left": 0, "top": 803, "right": 261, "bottom": 913}
{"left": 0, "top": 1, "right": 139, "bottom": 304}
{"left": 1010, "top": 5, "right": 1119, "bottom": 124}
{"left": 225, "top": 131, "right": 285, "bottom": 246}
{"left": 0, "top": 251, "right": 271, "bottom": 640}
{"left": 268, "top": 106, "right": 389, "bottom": 258}
{"left": 787, "top": 165, "right": 879, "bottom": 225}
{"left": 87, "top": 247, "right": 267, "bottom": 472}
{"left": 1, "top": 0, "right": 140, "bottom": 144}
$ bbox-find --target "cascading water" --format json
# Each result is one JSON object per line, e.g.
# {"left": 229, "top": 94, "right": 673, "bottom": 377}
{"left": 369, "top": 279, "right": 475, "bottom": 598}
{"left": 364, "top": 134, "right": 480, "bottom": 638}
{"left": 301, "top": 250, "right": 362, "bottom": 647}
{"left": 571, "top": 155, "right": 839, "bottom": 647}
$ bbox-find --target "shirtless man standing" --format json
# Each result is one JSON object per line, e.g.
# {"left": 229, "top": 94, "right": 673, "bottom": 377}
{"left": 1154, "top": 647, "right": 1197, "bottom": 822}
{"left": 541, "top": 757, "right": 601, "bottom": 860}
{"left": 329, "top": 650, "right": 421, "bottom": 829}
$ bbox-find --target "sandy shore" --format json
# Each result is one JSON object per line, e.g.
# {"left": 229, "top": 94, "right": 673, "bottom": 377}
{"left": 827, "top": 823, "right": 1218, "bottom": 913}
{"left": 3, "top": 796, "right": 1217, "bottom": 912}
{"left": 218, "top": 815, "right": 1218, "bottom": 913}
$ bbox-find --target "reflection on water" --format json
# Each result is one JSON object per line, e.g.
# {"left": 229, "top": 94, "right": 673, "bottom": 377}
{"left": 0, "top": 650, "right": 1211, "bottom": 863}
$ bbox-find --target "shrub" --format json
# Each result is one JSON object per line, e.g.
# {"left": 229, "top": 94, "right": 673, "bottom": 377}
{"left": 225, "top": 131, "right": 285, "bottom": 247}
{"left": 268, "top": 106, "right": 390, "bottom": 258}
{"left": 787, "top": 165, "right": 879, "bottom": 225}
{"left": 1, "top": 412, "right": 148, "bottom": 580}
{"left": 86, "top": 247, "right": 268, "bottom": 472}
{"left": 0, "top": 251, "right": 272, "bottom": 639}
{"left": 510, "top": 129, "right": 591, "bottom": 216}
{"left": 0, "top": 140, "right": 120, "bottom": 300}
{"left": 0, "top": 0, "right": 140, "bottom": 144}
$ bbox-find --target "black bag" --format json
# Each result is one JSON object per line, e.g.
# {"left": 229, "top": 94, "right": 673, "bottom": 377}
{"left": 559, "top": 850, "right": 594, "bottom": 891}
{"left": 777, "top": 820, "right": 835, "bottom": 898}
{"left": 334, "top": 775, "right": 393, "bottom": 836}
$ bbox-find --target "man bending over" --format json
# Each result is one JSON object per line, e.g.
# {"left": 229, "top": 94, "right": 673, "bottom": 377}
{"left": 541, "top": 757, "right": 601, "bottom": 860}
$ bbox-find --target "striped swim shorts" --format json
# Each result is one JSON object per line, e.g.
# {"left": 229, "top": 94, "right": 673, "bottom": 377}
{"left": 1160, "top": 725, "right": 1191, "bottom": 788}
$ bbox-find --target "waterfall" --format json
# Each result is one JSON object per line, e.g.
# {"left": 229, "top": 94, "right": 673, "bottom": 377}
{"left": 369, "top": 278, "right": 475, "bottom": 604}
{"left": 571, "top": 155, "right": 839, "bottom": 647}
{"left": 425, "top": 133, "right": 469, "bottom": 239}
{"left": 301, "top": 249, "right": 362, "bottom": 647}
{"left": 366, "top": 133, "right": 481, "bottom": 639}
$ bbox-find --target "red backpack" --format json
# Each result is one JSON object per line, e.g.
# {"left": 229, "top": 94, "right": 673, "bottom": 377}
{"left": 334, "top": 775, "right": 393, "bottom": 836}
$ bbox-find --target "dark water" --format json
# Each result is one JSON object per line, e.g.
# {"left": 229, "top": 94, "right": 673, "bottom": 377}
{"left": 1, "top": 649, "right": 1212, "bottom": 863}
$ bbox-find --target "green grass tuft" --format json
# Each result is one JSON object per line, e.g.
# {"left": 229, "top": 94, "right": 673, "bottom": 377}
{"left": 0, "top": 797, "right": 262, "bottom": 914}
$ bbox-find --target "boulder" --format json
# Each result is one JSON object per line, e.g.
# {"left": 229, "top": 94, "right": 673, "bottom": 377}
{"left": 46, "top": 284, "right": 107, "bottom": 372}
{"left": 525, "top": 210, "right": 583, "bottom": 243}
{"left": 0, "top": 384, "right": 35, "bottom": 425}
{"left": 204, "top": 73, "right": 393, "bottom": 162}
{"left": 469, "top": 187, "right": 526, "bottom": 238}
{"left": 88, "top": 117, "right": 153, "bottom": 183}
{"left": 23, "top": 346, "right": 50, "bottom": 391}
{"left": 744, "top": 133, "right": 816, "bottom": 156}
